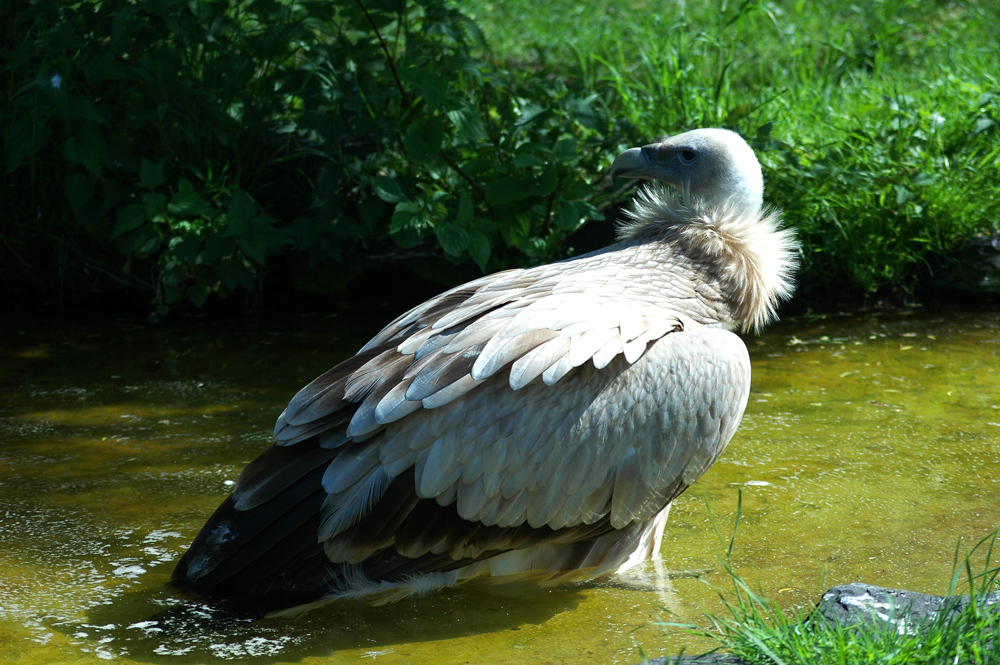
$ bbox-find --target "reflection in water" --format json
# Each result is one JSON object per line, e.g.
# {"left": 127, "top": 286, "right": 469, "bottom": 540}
{"left": 1, "top": 308, "right": 998, "bottom": 663}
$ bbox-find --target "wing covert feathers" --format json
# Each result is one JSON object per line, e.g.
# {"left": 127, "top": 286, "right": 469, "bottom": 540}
{"left": 176, "top": 240, "right": 759, "bottom": 611}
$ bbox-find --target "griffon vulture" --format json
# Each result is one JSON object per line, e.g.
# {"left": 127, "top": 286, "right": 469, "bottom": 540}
{"left": 171, "top": 128, "right": 799, "bottom": 614}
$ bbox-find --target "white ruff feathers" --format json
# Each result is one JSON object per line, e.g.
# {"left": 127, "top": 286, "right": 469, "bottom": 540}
{"left": 618, "top": 183, "right": 799, "bottom": 332}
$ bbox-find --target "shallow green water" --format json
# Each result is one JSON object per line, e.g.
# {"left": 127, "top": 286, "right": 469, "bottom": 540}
{"left": 1, "top": 307, "right": 999, "bottom": 664}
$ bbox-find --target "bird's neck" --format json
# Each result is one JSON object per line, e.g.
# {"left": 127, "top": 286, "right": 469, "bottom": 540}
{"left": 617, "top": 189, "right": 798, "bottom": 332}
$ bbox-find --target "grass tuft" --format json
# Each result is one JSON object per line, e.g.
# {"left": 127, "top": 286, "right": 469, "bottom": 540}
{"left": 651, "top": 492, "right": 1000, "bottom": 664}
{"left": 472, "top": 0, "right": 1000, "bottom": 303}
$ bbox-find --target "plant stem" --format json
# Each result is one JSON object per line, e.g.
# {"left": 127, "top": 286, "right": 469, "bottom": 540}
{"left": 353, "top": 0, "right": 495, "bottom": 219}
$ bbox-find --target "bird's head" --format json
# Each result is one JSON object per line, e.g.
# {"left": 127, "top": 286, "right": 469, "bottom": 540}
{"left": 610, "top": 128, "right": 764, "bottom": 217}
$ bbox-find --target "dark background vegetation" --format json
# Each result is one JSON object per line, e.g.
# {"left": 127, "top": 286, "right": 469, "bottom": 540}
{"left": 3, "top": 0, "right": 998, "bottom": 318}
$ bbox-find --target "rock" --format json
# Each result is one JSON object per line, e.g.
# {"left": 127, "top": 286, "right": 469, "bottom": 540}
{"left": 642, "top": 655, "right": 747, "bottom": 665}
{"left": 811, "top": 582, "right": 1000, "bottom": 634}
{"left": 639, "top": 583, "right": 1000, "bottom": 665}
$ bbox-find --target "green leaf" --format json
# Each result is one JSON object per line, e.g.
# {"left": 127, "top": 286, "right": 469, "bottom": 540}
{"left": 421, "top": 72, "right": 449, "bottom": 112}
{"left": 457, "top": 191, "right": 474, "bottom": 224}
{"left": 64, "top": 173, "right": 94, "bottom": 214}
{"left": 399, "top": 66, "right": 426, "bottom": 88}
{"left": 498, "top": 212, "right": 531, "bottom": 247}
{"left": 576, "top": 200, "right": 602, "bottom": 220}
{"left": 462, "top": 157, "right": 501, "bottom": 177}
{"left": 434, "top": 222, "right": 469, "bottom": 257}
{"left": 515, "top": 102, "right": 548, "bottom": 130}
{"left": 427, "top": 189, "right": 448, "bottom": 220}
{"left": 118, "top": 224, "right": 161, "bottom": 255}
{"left": 112, "top": 204, "right": 148, "bottom": 239}
{"left": 563, "top": 180, "right": 594, "bottom": 200}
{"left": 366, "top": 0, "right": 406, "bottom": 13}
{"left": 202, "top": 234, "right": 237, "bottom": 264}
{"left": 218, "top": 257, "right": 256, "bottom": 291}
{"left": 975, "top": 92, "right": 997, "bottom": 108}
{"left": 973, "top": 117, "right": 995, "bottom": 134}
{"left": 168, "top": 179, "right": 215, "bottom": 218}
{"left": 143, "top": 192, "right": 167, "bottom": 219}
{"left": 169, "top": 233, "right": 202, "bottom": 265}
{"left": 186, "top": 282, "right": 211, "bottom": 308}
{"left": 5, "top": 114, "right": 50, "bottom": 172}
{"left": 239, "top": 234, "right": 268, "bottom": 265}
{"left": 389, "top": 201, "right": 424, "bottom": 232}
{"left": 404, "top": 117, "right": 445, "bottom": 162}
{"left": 391, "top": 227, "right": 426, "bottom": 249}
{"left": 390, "top": 202, "right": 427, "bottom": 248}
{"left": 467, "top": 231, "right": 491, "bottom": 271}
{"left": 83, "top": 54, "right": 132, "bottom": 84}
{"left": 566, "top": 94, "right": 603, "bottom": 129}
{"left": 447, "top": 106, "right": 487, "bottom": 143}
{"left": 531, "top": 165, "right": 558, "bottom": 197}
{"left": 63, "top": 132, "right": 105, "bottom": 176}
{"left": 756, "top": 122, "right": 774, "bottom": 140}
{"left": 895, "top": 185, "right": 914, "bottom": 206}
{"left": 486, "top": 174, "right": 534, "bottom": 205}
{"left": 110, "top": 14, "right": 134, "bottom": 56}
{"left": 65, "top": 96, "right": 106, "bottom": 124}
{"left": 373, "top": 175, "right": 407, "bottom": 203}
{"left": 553, "top": 137, "right": 578, "bottom": 162}
{"left": 512, "top": 153, "right": 546, "bottom": 167}
{"left": 139, "top": 158, "right": 165, "bottom": 189}
{"left": 224, "top": 190, "right": 290, "bottom": 264}
{"left": 358, "top": 196, "right": 386, "bottom": 227}
{"left": 225, "top": 189, "right": 256, "bottom": 236}
{"left": 556, "top": 200, "right": 583, "bottom": 231}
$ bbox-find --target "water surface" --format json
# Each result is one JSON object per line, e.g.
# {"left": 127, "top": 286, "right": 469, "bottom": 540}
{"left": 1, "top": 306, "right": 998, "bottom": 663}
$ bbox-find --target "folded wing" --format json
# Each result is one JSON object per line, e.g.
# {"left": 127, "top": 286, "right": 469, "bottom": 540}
{"left": 172, "top": 262, "right": 751, "bottom": 609}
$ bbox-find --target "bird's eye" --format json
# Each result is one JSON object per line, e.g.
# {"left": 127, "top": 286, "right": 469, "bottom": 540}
{"left": 679, "top": 149, "right": 697, "bottom": 165}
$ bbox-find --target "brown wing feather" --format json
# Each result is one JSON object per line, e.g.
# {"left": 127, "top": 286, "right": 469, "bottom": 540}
{"left": 174, "top": 244, "right": 751, "bottom": 612}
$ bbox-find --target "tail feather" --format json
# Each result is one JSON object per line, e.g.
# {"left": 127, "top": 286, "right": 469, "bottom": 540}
{"left": 173, "top": 435, "right": 635, "bottom": 612}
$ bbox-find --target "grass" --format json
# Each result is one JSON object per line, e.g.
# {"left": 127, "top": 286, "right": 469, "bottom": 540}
{"left": 647, "top": 493, "right": 1000, "bottom": 664}
{"left": 469, "top": 0, "right": 1000, "bottom": 301}
{"left": 4, "top": 0, "right": 998, "bottom": 311}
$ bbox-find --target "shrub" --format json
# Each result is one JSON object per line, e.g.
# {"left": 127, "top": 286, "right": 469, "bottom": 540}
{"left": 2, "top": 0, "right": 617, "bottom": 313}
{"left": 4, "top": 0, "right": 998, "bottom": 313}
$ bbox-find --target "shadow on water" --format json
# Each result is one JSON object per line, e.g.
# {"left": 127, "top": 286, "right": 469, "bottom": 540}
{"left": 80, "top": 577, "right": 589, "bottom": 662}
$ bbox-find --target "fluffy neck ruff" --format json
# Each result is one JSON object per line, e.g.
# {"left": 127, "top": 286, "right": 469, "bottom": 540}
{"left": 617, "top": 184, "right": 799, "bottom": 332}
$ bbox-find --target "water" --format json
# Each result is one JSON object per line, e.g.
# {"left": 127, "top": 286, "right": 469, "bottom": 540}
{"left": 2, "top": 307, "right": 998, "bottom": 664}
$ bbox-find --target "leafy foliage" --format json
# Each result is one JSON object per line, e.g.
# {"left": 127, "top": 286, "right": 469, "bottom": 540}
{"left": 2, "top": 0, "right": 615, "bottom": 313}
{"left": 482, "top": 0, "right": 1000, "bottom": 301}
{"left": 764, "top": 90, "right": 1000, "bottom": 295}
{"left": 3, "top": 0, "right": 999, "bottom": 312}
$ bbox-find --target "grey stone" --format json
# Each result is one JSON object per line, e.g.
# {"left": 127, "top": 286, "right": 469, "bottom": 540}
{"left": 639, "top": 583, "right": 1000, "bottom": 665}
{"left": 643, "top": 655, "right": 747, "bottom": 665}
{"left": 811, "top": 582, "right": 1000, "bottom": 634}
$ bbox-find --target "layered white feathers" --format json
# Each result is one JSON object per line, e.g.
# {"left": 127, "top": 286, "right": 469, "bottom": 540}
{"left": 178, "top": 128, "right": 799, "bottom": 609}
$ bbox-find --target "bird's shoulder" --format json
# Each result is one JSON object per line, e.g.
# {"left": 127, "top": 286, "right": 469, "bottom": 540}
{"left": 228, "top": 256, "right": 752, "bottom": 568}
{"left": 391, "top": 321, "right": 751, "bottom": 532}
{"left": 272, "top": 244, "right": 698, "bottom": 448}
{"left": 362, "top": 243, "right": 660, "bottom": 351}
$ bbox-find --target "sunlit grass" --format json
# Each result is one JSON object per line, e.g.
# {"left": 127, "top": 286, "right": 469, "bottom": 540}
{"left": 650, "top": 493, "right": 1000, "bottom": 664}
{"left": 469, "top": 0, "right": 1000, "bottom": 301}
{"left": 5, "top": 0, "right": 997, "bottom": 309}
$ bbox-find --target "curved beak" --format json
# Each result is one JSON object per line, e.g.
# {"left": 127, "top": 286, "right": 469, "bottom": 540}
{"left": 609, "top": 145, "right": 666, "bottom": 181}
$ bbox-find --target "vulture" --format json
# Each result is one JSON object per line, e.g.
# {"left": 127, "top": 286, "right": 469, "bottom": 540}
{"left": 171, "top": 128, "right": 799, "bottom": 615}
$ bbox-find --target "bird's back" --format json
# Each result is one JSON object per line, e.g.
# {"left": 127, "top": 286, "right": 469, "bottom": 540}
{"left": 172, "top": 239, "right": 753, "bottom": 612}
{"left": 171, "top": 128, "right": 798, "bottom": 614}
